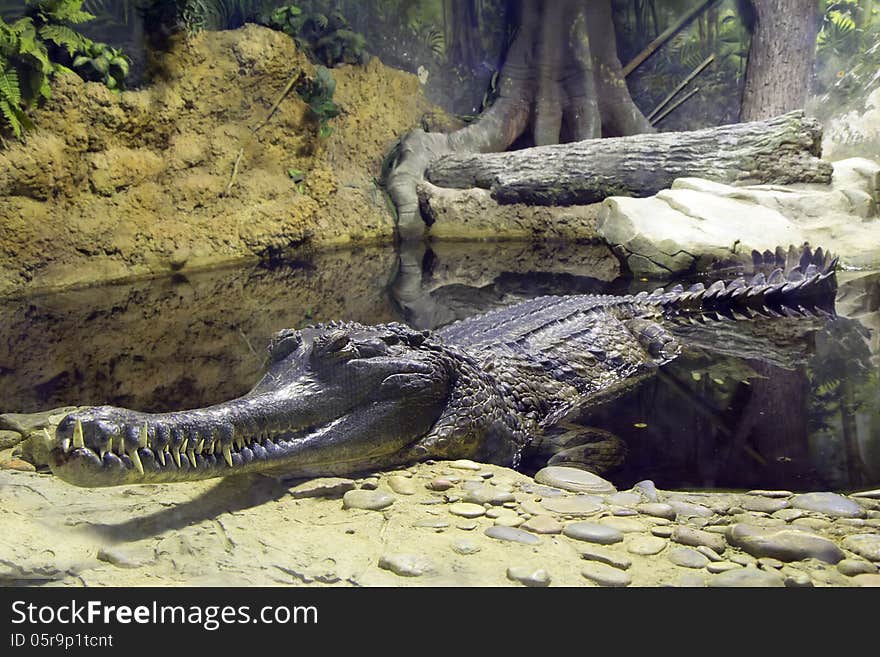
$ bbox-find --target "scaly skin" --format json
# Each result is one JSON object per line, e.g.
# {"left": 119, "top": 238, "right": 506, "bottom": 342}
{"left": 51, "top": 247, "right": 838, "bottom": 487}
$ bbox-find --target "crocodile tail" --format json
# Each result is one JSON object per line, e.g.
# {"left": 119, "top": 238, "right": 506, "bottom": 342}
{"left": 649, "top": 245, "right": 838, "bottom": 322}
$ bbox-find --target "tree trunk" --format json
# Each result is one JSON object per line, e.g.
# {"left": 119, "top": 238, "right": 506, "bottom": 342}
{"left": 426, "top": 111, "right": 832, "bottom": 206}
{"left": 740, "top": 0, "right": 820, "bottom": 122}
{"left": 445, "top": 0, "right": 484, "bottom": 71}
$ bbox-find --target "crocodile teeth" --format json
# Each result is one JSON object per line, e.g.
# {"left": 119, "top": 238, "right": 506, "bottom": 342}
{"left": 73, "top": 420, "right": 85, "bottom": 449}
{"left": 223, "top": 444, "right": 233, "bottom": 467}
{"left": 138, "top": 423, "right": 149, "bottom": 449}
{"left": 156, "top": 448, "right": 166, "bottom": 467}
{"left": 196, "top": 438, "right": 205, "bottom": 455}
{"left": 172, "top": 444, "right": 181, "bottom": 468}
{"left": 128, "top": 448, "right": 144, "bottom": 475}
{"left": 187, "top": 448, "right": 196, "bottom": 465}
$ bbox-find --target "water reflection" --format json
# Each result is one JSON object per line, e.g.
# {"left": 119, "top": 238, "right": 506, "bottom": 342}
{"left": 0, "top": 242, "right": 877, "bottom": 491}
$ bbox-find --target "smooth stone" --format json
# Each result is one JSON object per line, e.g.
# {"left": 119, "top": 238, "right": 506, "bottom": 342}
{"left": 668, "top": 500, "right": 713, "bottom": 519}
{"left": 667, "top": 547, "right": 709, "bottom": 569}
{"left": 696, "top": 546, "right": 724, "bottom": 562}
{"left": 758, "top": 557, "right": 784, "bottom": 570}
{"left": 740, "top": 496, "right": 791, "bottom": 513}
{"left": 709, "top": 569, "right": 785, "bottom": 587}
{"left": 290, "top": 477, "right": 356, "bottom": 499}
{"left": 507, "top": 566, "right": 551, "bottom": 587}
{"left": 580, "top": 546, "right": 632, "bottom": 570}
{"left": 852, "top": 489, "right": 880, "bottom": 499}
{"left": 581, "top": 562, "right": 631, "bottom": 587}
{"left": 540, "top": 495, "right": 604, "bottom": 516}
{"left": 726, "top": 523, "right": 845, "bottom": 564}
{"left": 484, "top": 526, "right": 541, "bottom": 545}
{"left": 463, "top": 485, "right": 515, "bottom": 505}
{"left": 519, "top": 482, "right": 565, "bottom": 497}
{"left": 771, "top": 508, "right": 805, "bottom": 522}
{"left": 342, "top": 489, "right": 394, "bottom": 510}
{"left": 729, "top": 553, "right": 757, "bottom": 567}
{"left": 853, "top": 574, "right": 880, "bottom": 587}
{"left": 448, "top": 502, "right": 485, "bottom": 518}
{"left": 378, "top": 553, "right": 434, "bottom": 577}
{"left": 633, "top": 480, "right": 658, "bottom": 502}
{"left": 519, "top": 499, "right": 549, "bottom": 516}
{"left": 636, "top": 502, "right": 676, "bottom": 520}
{"left": 651, "top": 526, "right": 674, "bottom": 538}
{"left": 837, "top": 558, "right": 878, "bottom": 576}
{"left": 0, "top": 458, "right": 36, "bottom": 472}
{"left": 791, "top": 492, "right": 866, "bottom": 518}
{"left": 747, "top": 490, "right": 794, "bottom": 498}
{"left": 792, "top": 517, "right": 832, "bottom": 530}
{"left": 598, "top": 516, "right": 646, "bottom": 533}
{"left": 842, "top": 534, "right": 880, "bottom": 561}
{"left": 427, "top": 478, "right": 455, "bottom": 491}
{"left": 0, "top": 408, "right": 78, "bottom": 434}
{"left": 605, "top": 492, "right": 642, "bottom": 507}
{"left": 451, "top": 539, "right": 481, "bottom": 555}
{"left": 387, "top": 475, "right": 418, "bottom": 495}
{"left": 413, "top": 519, "right": 449, "bottom": 529}
{"left": 359, "top": 478, "right": 380, "bottom": 490}
{"left": 491, "top": 509, "right": 525, "bottom": 527}
{"left": 534, "top": 466, "right": 616, "bottom": 494}
{"left": 0, "top": 430, "right": 22, "bottom": 449}
{"left": 626, "top": 535, "right": 666, "bottom": 556}
{"left": 449, "top": 459, "right": 482, "bottom": 471}
{"left": 456, "top": 521, "right": 478, "bottom": 531}
{"left": 671, "top": 525, "right": 726, "bottom": 553}
{"left": 706, "top": 561, "right": 742, "bottom": 574}
{"left": 520, "top": 515, "right": 564, "bottom": 534}
{"left": 563, "top": 522, "right": 623, "bottom": 545}
{"left": 610, "top": 506, "right": 639, "bottom": 517}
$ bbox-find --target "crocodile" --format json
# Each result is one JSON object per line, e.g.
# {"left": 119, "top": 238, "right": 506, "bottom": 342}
{"left": 51, "top": 247, "right": 838, "bottom": 487}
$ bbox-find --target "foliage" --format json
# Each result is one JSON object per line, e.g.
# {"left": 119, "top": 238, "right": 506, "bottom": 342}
{"left": 261, "top": 4, "right": 366, "bottom": 66}
{"left": 72, "top": 39, "right": 129, "bottom": 89}
{"left": 294, "top": 64, "right": 339, "bottom": 137}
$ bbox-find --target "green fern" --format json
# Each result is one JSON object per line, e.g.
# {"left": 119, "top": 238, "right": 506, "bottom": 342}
{"left": 26, "top": 0, "right": 95, "bottom": 25}
{"left": 39, "top": 23, "right": 89, "bottom": 55}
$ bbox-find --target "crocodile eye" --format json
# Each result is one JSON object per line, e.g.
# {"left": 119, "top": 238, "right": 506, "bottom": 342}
{"left": 355, "top": 338, "right": 390, "bottom": 358}
{"left": 311, "top": 330, "right": 358, "bottom": 364}
{"left": 267, "top": 329, "right": 303, "bottom": 363}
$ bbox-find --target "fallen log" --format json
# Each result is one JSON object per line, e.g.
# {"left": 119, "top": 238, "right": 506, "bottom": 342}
{"left": 425, "top": 111, "right": 833, "bottom": 206}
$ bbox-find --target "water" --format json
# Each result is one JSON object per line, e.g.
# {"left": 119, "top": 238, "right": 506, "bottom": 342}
{"left": 1, "top": 241, "right": 877, "bottom": 492}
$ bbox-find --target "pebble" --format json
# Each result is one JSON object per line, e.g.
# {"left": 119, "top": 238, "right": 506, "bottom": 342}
{"left": 427, "top": 478, "right": 455, "bottom": 491}
{"left": 0, "top": 458, "right": 36, "bottom": 472}
{"left": 463, "top": 485, "right": 515, "bottom": 506}
{"left": 726, "top": 523, "right": 845, "bottom": 564}
{"left": 290, "top": 478, "right": 356, "bottom": 499}
{"left": 378, "top": 553, "right": 434, "bottom": 577}
{"left": 449, "top": 459, "right": 481, "bottom": 471}
{"left": 580, "top": 546, "right": 632, "bottom": 570}
{"left": 581, "top": 562, "right": 631, "bottom": 587}
{"left": 709, "top": 568, "right": 784, "bottom": 587}
{"left": 563, "top": 522, "right": 623, "bottom": 545}
{"left": 414, "top": 519, "right": 450, "bottom": 529}
{"left": 533, "top": 466, "right": 616, "bottom": 494}
{"left": 507, "top": 566, "right": 551, "bottom": 587}
{"left": 671, "top": 525, "right": 726, "bottom": 553}
{"left": 667, "top": 547, "right": 709, "bottom": 568}
{"left": 359, "top": 478, "right": 380, "bottom": 490}
{"left": 606, "top": 492, "right": 642, "bottom": 507}
{"left": 651, "top": 526, "right": 673, "bottom": 538}
{"left": 626, "top": 535, "right": 666, "bottom": 556}
{"left": 519, "top": 482, "right": 565, "bottom": 497}
{"left": 540, "top": 495, "right": 604, "bottom": 516}
{"left": 484, "top": 526, "right": 541, "bottom": 545}
{"left": 729, "top": 553, "right": 757, "bottom": 567}
{"left": 757, "top": 557, "right": 784, "bottom": 570}
{"left": 342, "top": 489, "right": 394, "bottom": 510}
{"left": 451, "top": 539, "right": 482, "bottom": 555}
{"left": 696, "top": 546, "right": 724, "bottom": 562}
{"left": 448, "top": 502, "right": 485, "bottom": 518}
{"left": 519, "top": 499, "right": 548, "bottom": 516}
{"left": 853, "top": 574, "right": 880, "bottom": 587}
{"left": 771, "top": 508, "right": 804, "bottom": 522}
{"left": 96, "top": 547, "right": 146, "bottom": 569}
{"left": 387, "top": 476, "right": 418, "bottom": 495}
{"left": 706, "top": 561, "right": 741, "bottom": 574}
{"left": 520, "top": 515, "right": 564, "bottom": 534}
{"left": 842, "top": 534, "right": 880, "bottom": 562}
{"left": 636, "top": 502, "right": 676, "bottom": 520}
{"left": 740, "top": 496, "right": 791, "bottom": 514}
{"left": 598, "top": 516, "right": 646, "bottom": 533}
{"left": 0, "top": 430, "right": 22, "bottom": 450}
{"left": 668, "top": 500, "right": 713, "bottom": 519}
{"left": 837, "top": 559, "right": 878, "bottom": 577}
{"left": 747, "top": 489, "right": 793, "bottom": 498}
{"left": 791, "top": 492, "right": 865, "bottom": 518}
{"left": 490, "top": 509, "right": 524, "bottom": 527}
{"left": 610, "top": 506, "right": 639, "bottom": 517}
{"left": 633, "top": 480, "right": 658, "bottom": 502}
{"left": 792, "top": 517, "right": 831, "bottom": 530}
{"left": 456, "top": 521, "right": 478, "bottom": 531}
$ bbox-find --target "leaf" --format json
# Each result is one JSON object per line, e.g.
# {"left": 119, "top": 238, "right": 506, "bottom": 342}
{"left": 39, "top": 24, "right": 89, "bottom": 56}
{"left": 0, "top": 97, "right": 23, "bottom": 137}
{"left": 0, "top": 67, "right": 21, "bottom": 106}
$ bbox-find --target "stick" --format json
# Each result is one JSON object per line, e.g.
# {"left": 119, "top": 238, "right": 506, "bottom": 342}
{"left": 647, "top": 54, "right": 714, "bottom": 122}
{"left": 650, "top": 86, "right": 701, "bottom": 126}
{"left": 622, "top": 0, "right": 720, "bottom": 77}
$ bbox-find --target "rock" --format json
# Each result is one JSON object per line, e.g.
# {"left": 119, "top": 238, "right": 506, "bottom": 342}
{"left": 605, "top": 492, "right": 642, "bottom": 507}
{"left": 598, "top": 516, "right": 645, "bottom": 533}
{"left": 739, "top": 496, "right": 791, "bottom": 514}
{"left": 636, "top": 502, "right": 676, "bottom": 520}
{"left": 706, "top": 561, "right": 741, "bottom": 574}
{"left": 413, "top": 519, "right": 450, "bottom": 529}
{"left": 610, "top": 506, "right": 639, "bottom": 517}
{"left": 667, "top": 547, "right": 709, "bottom": 569}
{"left": 0, "top": 458, "right": 36, "bottom": 472}
{"left": 580, "top": 546, "right": 632, "bottom": 570}
{"left": 581, "top": 562, "right": 631, "bottom": 587}
{"left": 671, "top": 525, "right": 726, "bottom": 553}
{"left": 484, "top": 526, "right": 541, "bottom": 545}
{"left": 852, "top": 574, "right": 880, "bottom": 587}
{"left": 539, "top": 495, "right": 604, "bottom": 516}
{"left": 790, "top": 492, "right": 866, "bottom": 518}
{"left": 489, "top": 508, "right": 524, "bottom": 527}
{"left": 520, "top": 515, "right": 564, "bottom": 534}
{"left": 725, "top": 523, "right": 845, "bottom": 564}
{"left": 626, "top": 535, "right": 667, "bottom": 556}
{"left": 633, "top": 480, "right": 659, "bottom": 502}
{"left": 837, "top": 559, "right": 878, "bottom": 577}
{"left": 696, "top": 546, "right": 724, "bottom": 562}
{"left": 289, "top": 477, "right": 356, "bottom": 499}
{"left": 448, "top": 459, "right": 481, "bottom": 471}
{"left": 96, "top": 547, "right": 148, "bottom": 569}
{"left": 841, "top": 534, "right": 880, "bottom": 561}
{"left": 667, "top": 500, "right": 713, "bottom": 519}
{"left": 757, "top": 557, "right": 784, "bottom": 570}
{"left": 747, "top": 490, "right": 794, "bottom": 498}
{"left": 563, "top": 522, "right": 623, "bottom": 545}
{"left": 533, "top": 466, "right": 616, "bottom": 494}
{"left": 651, "top": 526, "right": 674, "bottom": 538}
{"left": 448, "top": 502, "right": 485, "bottom": 518}
{"left": 782, "top": 568, "right": 813, "bottom": 588}
{"left": 771, "top": 508, "right": 805, "bottom": 522}
{"left": 463, "top": 485, "right": 515, "bottom": 505}
{"left": 342, "top": 490, "right": 394, "bottom": 511}
{"left": 709, "top": 569, "right": 785, "bottom": 587}
{"left": 0, "top": 408, "right": 79, "bottom": 434}
{"left": 359, "top": 478, "right": 380, "bottom": 490}
{"left": 387, "top": 475, "right": 418, "bottom": 496}
{"left": 507, "top": 566, "right": 551, "bottom": 587}
{"left": 427, "top": 478, "right": 455, "bottom": 491}
{"left": 456, "top": 521, "right": 479, "bottom": 531}
{"left": 378, "top": 553, "right": 434, "bottom": 577}
{"left": 0, "top": 430, "right": 23, "bottom": 449}
{"left": 852, "top": 489, "right": 880, "bottom": 499}
{"left": 451, "top": 539, "right": 481, "bottom": 555}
